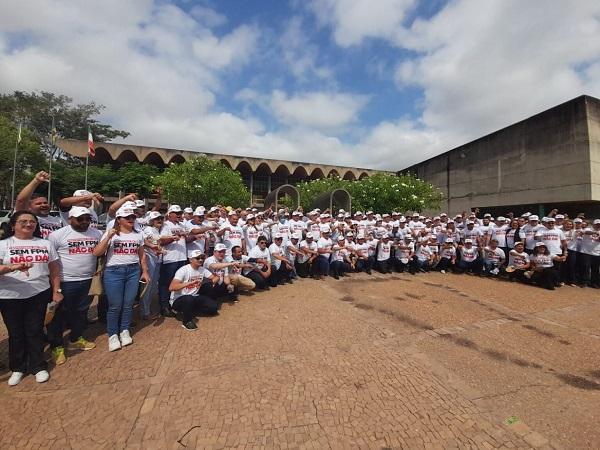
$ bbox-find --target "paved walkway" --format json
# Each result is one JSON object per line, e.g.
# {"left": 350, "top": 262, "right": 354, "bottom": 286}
{"left": 1, "top": 273, "right": 599, "bottom": 449}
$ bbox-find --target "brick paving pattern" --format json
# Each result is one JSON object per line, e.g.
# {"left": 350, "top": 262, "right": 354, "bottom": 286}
{"left": 1, "top": 273, "right": 599, "bottom": 449}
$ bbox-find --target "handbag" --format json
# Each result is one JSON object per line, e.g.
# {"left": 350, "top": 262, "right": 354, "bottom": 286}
{"left": 88, "top": 255, "right": 106, "bottom": 296}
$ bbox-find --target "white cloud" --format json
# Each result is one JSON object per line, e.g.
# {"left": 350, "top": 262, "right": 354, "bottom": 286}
{"left": 270, "top": 90, "right": 369, "bottom": 131}
{"left": 309, "top": 0, "right": 416, "bottom": 47}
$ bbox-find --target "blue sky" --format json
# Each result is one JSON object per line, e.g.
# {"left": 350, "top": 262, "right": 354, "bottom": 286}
{"left": 1, "top": 0, "right": 599, "bottom": 170}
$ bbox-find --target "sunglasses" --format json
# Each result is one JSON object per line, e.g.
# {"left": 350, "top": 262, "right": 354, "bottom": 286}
{"left": 193, "top": 256, "right": 205, "bottom": 261}
{"left": 74, "top": 216, "right": 92, "bottom": 222}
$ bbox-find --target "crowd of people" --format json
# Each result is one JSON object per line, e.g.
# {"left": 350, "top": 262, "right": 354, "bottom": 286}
{"left": 1, "top": 171, "right": 599, "bottom": 386}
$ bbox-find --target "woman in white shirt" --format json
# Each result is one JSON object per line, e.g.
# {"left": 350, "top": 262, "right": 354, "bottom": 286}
{"left": 529, "top": 242, "right": 565, "bottom": 290}
{"left": 0, "top": 211, "right": 62, "bottom": 386}
{"left": 141, "top": 211, "right": 164, "bottom": 321}
{"left": 94, "top": 207, "right": 149, "bottom": 352}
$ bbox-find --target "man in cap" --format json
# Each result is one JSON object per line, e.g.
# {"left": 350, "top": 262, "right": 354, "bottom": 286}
{"left": 14, "top": 171, "right": 64, "bottom": 238}
{"left": 226, "top": 246, "right": 257, "bottom": 293}
{"left": 297, "top": 232, "right": 319, "bottom": 278}
{"left": 580, "top": 219, "right": 600, "bottom": 288}
{"left": 316, "top": 226, "right": 334, "bottom": 278}
{"left": 217, "top": 211, "right": 246, "bottom": 256}
{"left": 58, "top": 189, "right": 103, "bottom": 229}
{"left": 203, "top": 243, "right": 237, "bottom": 299}
{"left": 457, "top": 239, "right": 482, "bottom": 275}
{"left": 47, "top": 206, "right": 103, "bottom": 365}
{"left": 245, "top": 236, "right": 272, "bottom": 290}
{"left": 353, "top": 234, "right": 372, "bottom": 274}
{"left": 169, "top": 250, "right": 220, "bottom": 331}
{"left": 375, "top": 233, "right": 393, "bottom": 274}
{"left": 330, "top": 235, "right": 353, "bottom": 279}
{"left": 519, "top": 215, "right": 543, "bottom": 254}
{"left": 268, "top": 233, "right": 294, "bottom": 285}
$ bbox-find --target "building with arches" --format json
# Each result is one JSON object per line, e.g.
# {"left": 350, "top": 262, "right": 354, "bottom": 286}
{"left": 57, "top": 139, "right": 383, "bottom": 205}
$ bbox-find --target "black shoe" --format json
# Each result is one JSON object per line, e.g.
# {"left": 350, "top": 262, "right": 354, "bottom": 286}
{"left": 366, "top": 270, "right": 372, "bottom": 275}
{"left": 160, "top": 307, "right": 175, "bottom": 318}
{"left": 333, "top": 274, "right": 339, "bottom": 280}
{"left": 182, "top": 320, "right": 198, "bottom": 331}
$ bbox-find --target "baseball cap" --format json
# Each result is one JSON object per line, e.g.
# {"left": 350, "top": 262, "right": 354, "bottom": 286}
{"left": 484, "top": 213, "right": 492, "bottom": 218}
{"left": 357, "top": 233, "right": 365, "bottom": 239}
{"left": 214, "top": 243, "right": 227, "bottom": 251}
{"left": 168, "top": 205, "right": 182, "bottom": 213}
{"left": 274, "top": 233, "right": 284, "bottom": 239}
{"left": 68, "top": 206, "right": 91, "bottom": 218}
{"left": 134, "top": 200, "right": 146, "bottom": 208}
{"left": 292, "top": 233, "right": 301, "bottom": 240}
{"left": 366, "top": 210, "right": 374, "bottom": 215}
{"left": 306, "top": 232, "right": 314, "bottom": 239}
{"left": 594, "top": 219, "right": 600, "bottom": 225}
{"left": 555, "top": 214, "right": 564, "bottom": 219}
{"left": 464, "top": 239, "right": 473, "bottom": 243}
{"left": 399, "top": 217, "right": 406, "bottom": 223}
{"left": 546, "top": 217, "right": 556, "bottom": 222}
{"left": 292, "top": 211, "right": 301, "bottom": 216}
{"left": 445, "top": 238, "right": 454, "bottom": 243}
{"left": 73, "top": 189, "right": 92, "bottom": 197}
{"left": 147, "top": 211, "right": 163, "bottom": 221}
{"left": 346, "top": 231, "right": 354, "bottom": 237}
{"left": 246, "top": 214, "right": 255, "bottom": 220}
{"left": 116, "top": 207, "right": 136, "bottom": 218}
{"left": 193, "top": 207, "right": 205, "bottom": 216}
{"left": 320, "top": 225, "right": 331, "bottom": 233}
{"left": 337, "top": 235, "right": 345, "bottom": 241}
{"left": 184, "top": 207, "right": 193, "bottom": 214}
{"left": 188, "top": 249, "right": 205, "bottom": 259}
{"left": 529, "top": 215, "right": 539, "bottom": 221}
{"left": 228, "top": 210, "right": 237, "bottom": 216}
{"left": 574, "top": 218, "right": 583, "bottom": 223}
{"left": 339, "top": 209, "right": 346, "bottom": 213}
{"left": 497, "top": 216, "right": 505, "bottom": 221}
{"left": 535, "top": 242, "right": 546, "bottom": 247}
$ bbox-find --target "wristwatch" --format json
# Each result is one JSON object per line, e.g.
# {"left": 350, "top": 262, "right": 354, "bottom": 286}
{"left": 55, "top": 289, "right": 63, "bottom": 293}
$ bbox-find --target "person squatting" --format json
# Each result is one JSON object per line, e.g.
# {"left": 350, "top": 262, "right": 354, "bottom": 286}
{"left": 1, "top": 171, "right": 599, "bottom": 386}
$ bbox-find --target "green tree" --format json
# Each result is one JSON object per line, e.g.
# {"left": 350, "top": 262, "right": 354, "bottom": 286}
{"left": 0, "top": 91, "right": 129, "bottom": 142}
{"left": 154, "top": 156, "right": 249, "bottom": 207}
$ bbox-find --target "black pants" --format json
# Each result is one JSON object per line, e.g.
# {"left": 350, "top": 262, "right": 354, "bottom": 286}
{"left": 436, "top": 258, "right": 454, "bottom": 271}
{"left": 199, "top": 282, "right": 228, "bottom": 300}
{"left": 246, "top": 270, "right": 269, "bottom": 289}
{"left": 330, "top": 260, "right": 352, "bottom": 276}
{"left": 47, "top": 279, "right": 93, "bottom": 348}
{"left": 0, "top": 289, "right": 50, "bottom": 374}
{"left": 580, "top": 253, "right": 600, "bottom": 286}
{"left": 376, "top": 258, "right": 391, "bottom": 273}
{"left": 171, "top": 294, "right": 219, "bottom": 323}
{"left": 564, "top": 252, "right": 578, "bottom": 284}
{"left": 356, "top": 257, "right": 372, "bottom": 273}
{"left": 531, "top": 267, "right": 560, "bottom": 290}
{"left": 269, "top": 264, "right": 291, "bottom": 286}
{"left": 295, "top": 260, "right": 311, "bottom": 278}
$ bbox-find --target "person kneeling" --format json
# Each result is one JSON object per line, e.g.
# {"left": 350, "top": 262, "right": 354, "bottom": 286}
{"left": 528, "top": 242, "right": 565, "bottom": 290}
{"left": 169, "top": 250, "right": 220, "bottom": 331}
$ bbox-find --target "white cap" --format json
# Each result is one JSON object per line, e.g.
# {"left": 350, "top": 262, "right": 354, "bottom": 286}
{"left": 188, "top": 249, "right": 205, "bottom": 259}
{"left": 278, "top": 209, "right": 285, "bottom": 214}
{"left": 484, "top": 213, "right": 492, "bottom": 218}
{"left": 321, "top": 213, "right": 330, "bottom": 218}
{"left": 228, "top": 210, "right": 237, "bottom": 216}
{"left": 497, "top": 216, "right": 505, "bottom": 221}
{"left": 214, "top": 243, "right": 227, "bottom": 251}
{"left": 339, "top": 209, "right": 345, "bottom": 213}
{"left": 464, "top": 239, "right": 473, "bottom": 243}
{"left": 292, "top": 211, "right": 301, "bottom": 216}
{"left": 366, "top": 210, "right": 374, "bottom": 215}
{"left": 546, "top": 217, "right": 556, "bottom": 222}
{"left": 399, "top": 217, "right": 406, "bottom": 223}
{"left": 529, "top": 215, "right": 539, "bottom": 221}
{"left": 209, "top": 206, "right": 219, "bottom": 213}
{"left": 433, "top": 216, "right": 440, "bottom": 220}
{"left": 320, "top": 225, "right": 331, "bottom": 233}
{"left": 594, "top": 219, "right": 600, "bottom": 225}
{"left": 355, "top": 211, "right": 363, "bottom": 216}
{"left": 357, "top": 233, "right": 365, "bottom": 239}
{"left": 246, "top": 214, "right": 255, "bottom": 220}
{"left": 73, "top": 189, "right": 92, "bottom": 197}
{"left": 292, "top": 233, "right": 301, "bottom": 240}
{"left": 168, "top": 205, "right": 182, "bottom": 213}
{"left": 522, "top": 212, "right": 531, "bottom": 217}
{"left": 346, "top": 231, "right": 354, "bottom": 237}
{"left": 337, "top": 235, "right": 345, "bottom": 241}
{"left": 412, "top": 213, "right": 419, "bottom": 217}
{"left": 574, "top": 218, "right": 583, "bottom": 223}
{"left": 68, "top": 206, "right": 91, "bottom": 218}
{"left": 306, "top": 232, "right": 314, "bottom": 239}
{"left": 135, "top": 200, "right": 146, "bottom": 208}
{"left": 555, "top": 214, "right": 564, "bottom": 219}
{"left": 193, "top": 207, "right": 205, "bottom": 216}
{"left": 405, "top": 235, "right": 413, "bottom": 240}
{"left": 147, "top": 211, "right": 163, "bottom": 221}
{"left": 440, "top": 213, "right": 447, "bottom": 217}
{"left": 382, "top": 213, "right": 389, "bottom": 218}
{"left": 445, "top": 238, "right": 454, "bottom": 243}
{"left": 184, "top": 207, "right": 193, "bottom": 214}
{"left": 274, "top": 233, "right": 284, "bottom": 239}
{"left": 116, "top": 207, "right": 136, "bottom": 218}
{"left": 535, "top": 241, "right": 546, "bottom": 247}
{"left": 467, "top": 220, "right": 475, "bottom": 224}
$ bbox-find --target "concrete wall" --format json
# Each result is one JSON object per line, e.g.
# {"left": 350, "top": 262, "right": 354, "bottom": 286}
{"left": 405, "top": 96, "right": 598, "bottom": 215}
{"left": 587, "top": 96, "right": 600, "bottom": 202}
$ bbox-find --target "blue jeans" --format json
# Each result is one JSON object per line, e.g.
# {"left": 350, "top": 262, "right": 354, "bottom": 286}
{"left": 103, "top": 264, "right": 141, "bottom": 336}
{"left": 159, "top": 261, "right": 186, "bottom": 309}
{"left": 47, "top": 279, "right": 93, "bottom": 347}
{"left": 141, "top": 254, "right": 161, "bottom": 316}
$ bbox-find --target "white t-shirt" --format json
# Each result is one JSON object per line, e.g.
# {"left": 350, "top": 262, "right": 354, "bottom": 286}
{"left": 203, "top": 255, "right": 229, "bottom": 283}
{"left": 0, "top": 237, "right": 59, "bottom": 299}
{"left": 317, "top": 237, "right": 333, "bottom": 259}
{"left": 103, "top": 231, "right": 144, "bottom": 267}
{"left": 269, "top": 242, "right": 283, "bottom": 270}
{"left": 416, "top": 244, "right": 433, "bottom": 261}
{"left": 331, "top": 245, "right": 349, "bottom": 262}
{"left": 462, "top": 228, "right": 483, "bottom": 247}
{"left": 244, "top": 225, "right": 261, "bottom": 250}
{"left": 509, "top": 250, "right": 530, "bottom": 268}
{"left": 491, "top": 225, "right": 508, "bottom": 247}
{"left": 531, "top": 253, "right": 554, "bottom": 268}
{"left": 483, "top": 247, "right": 505, "bottom": 264}
{"left": 274, "top": 222, "right": 292, "bottom": 244}
{"left": 246, "top": 245, "right": 270, "bottom": 274}
{"left": 38, "top": 215, "right": 64, "bottom": 240}
{"left": 298, "top": 240, "right": 317, "bottom": 264}
{"left": 142, "top": 226, "right": 163, "bottom": 261}
{"left": 160, "top": 220, "right": 188, "bottom": 263}
{"left": 288, "top": 219, "right": 306, "bottom": 235}
{"left": 395, "top": 242, "right": 414, "bottom": 260}
{"left": 170, "top": 264, "right": 214, "bottom": 304}
{"left": 377, "top": 241, "right": 392, "bottom": 261}
{"left": 460, "top": 246, "right": 478, "bottom": 262}
{"left": 440, "top": 245, "right": 456, "bottom": 259}
{"left": 581, "top": 227, "right": 600, "bottom": 256}
{"left": 535, "top": 227, "right": 565, "bottom": 256}
{"left": 48, "top": 225, "right": 102, "bottom": 281}
{"left": 219, "top": 224, "right": 244, "bottom": 255}
{"left": 520, "top": 224, "right": 544, "bottom": 250}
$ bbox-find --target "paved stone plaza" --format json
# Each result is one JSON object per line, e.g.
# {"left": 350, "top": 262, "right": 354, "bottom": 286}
{"left": 1, "top": 274, "right": 599, "bottom": 450}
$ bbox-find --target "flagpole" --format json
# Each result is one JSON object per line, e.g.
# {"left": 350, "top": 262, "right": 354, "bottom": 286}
{"left": 84, "top": 150, "right": 89, "bottom": 191}
{"left": 47, "top": 115, "right": 55, "bottom": 203}
{"left": 10, "top": 122, "right": 21, "bottom": 209}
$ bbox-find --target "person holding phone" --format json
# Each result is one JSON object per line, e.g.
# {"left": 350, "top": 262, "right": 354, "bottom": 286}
{"left": 93, "top": 206, "right": 149, "bottom": 352}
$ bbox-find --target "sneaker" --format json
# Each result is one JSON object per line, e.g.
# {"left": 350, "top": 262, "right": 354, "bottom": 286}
{"left": 182, "top": 320, "right": 198, "bottom": 331}
{"left": 52, "top": 346, "right": 66, "bottom": 365}
{"left": 120, "top": 330, "right": 133, "bottom": 347}
{"left": 35, "top": 370, "right": 50, "bottom": 383}
{"left": 69, "top": 337, "right": 96, "bottom": 351}
{"left": 108, "top": 334, "right": 121, "bottom": 352}
{"left": 440, "top": 270, "right": 446, "bottom": 274}
{"left": 160, "top": 307, "right": 175, "bottom": 317}
{"left": 7, "top": 371, "right": 24, "bottom": 386}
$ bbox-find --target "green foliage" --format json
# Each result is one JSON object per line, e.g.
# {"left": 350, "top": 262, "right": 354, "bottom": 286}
{"left": 296, "top": 173, "right": 443, "bottom": 213}
{"left": 0, "top": 91, "right": 129, "bottom": 142}
{"left": 154, "top": 156, "right": 250, "bottom": 207}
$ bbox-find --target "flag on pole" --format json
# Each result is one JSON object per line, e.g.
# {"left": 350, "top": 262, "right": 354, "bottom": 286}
{"left": 87, "top": 126, "right": 95, "bottom": 157}
{"left": 17, "top": 123, "right": 22, "bottom": 144}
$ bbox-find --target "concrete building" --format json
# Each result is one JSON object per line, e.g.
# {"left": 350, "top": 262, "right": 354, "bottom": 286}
{"left": 402, "top": 95, "right": 600, "bottom": 218}
{"left": 57, "top": 139, "right": 383, "bottom": 205}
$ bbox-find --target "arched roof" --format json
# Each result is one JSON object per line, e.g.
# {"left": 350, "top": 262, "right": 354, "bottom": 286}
{"left": 117, "top": 149, "right": 138, "bottom": 163}
{"left": 143, "top": 152, "right": 165, "bottom": 166}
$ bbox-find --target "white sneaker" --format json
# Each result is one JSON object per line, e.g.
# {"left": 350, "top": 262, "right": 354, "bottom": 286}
{"left": 35, "top": 370, "right": 49, "bottom": 383}
{"left": 120, "top": 330, "right": 133, "bottom": 347}
{"left": 108, "top": 334, "right": 121, "bottom": 352}
{"left": 8, "top": 371, "right": 24, "bottom": 386}
{"left": 440, "top": 270, "right": 446, "bottom": 274}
